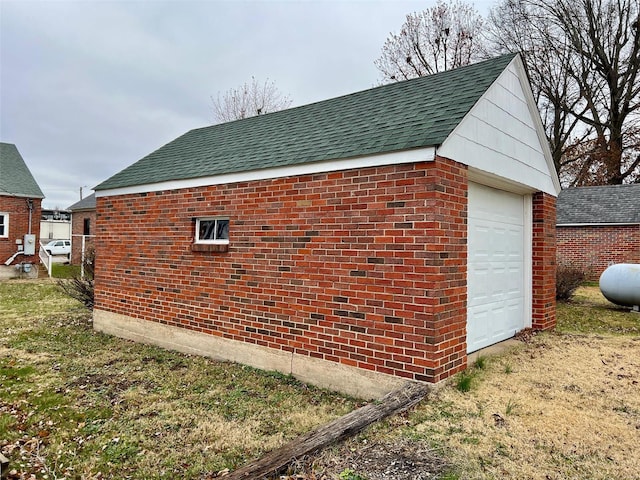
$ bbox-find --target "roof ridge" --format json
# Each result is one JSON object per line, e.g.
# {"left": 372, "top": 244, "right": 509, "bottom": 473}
{"left": 563, "top": 183, "right": 640, "bottom": 189}
{"left": 190, "top": 53, "right": 519, "bottom": 134}
{"left": 97, "top": 54, "right": 517, "bottom": 191}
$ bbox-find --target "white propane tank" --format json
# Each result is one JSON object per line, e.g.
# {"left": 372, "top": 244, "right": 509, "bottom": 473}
{"left": 599, "top": 263, "right": 640, "bottom": 310}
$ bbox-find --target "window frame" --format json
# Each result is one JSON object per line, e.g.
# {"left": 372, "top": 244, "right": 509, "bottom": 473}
{"left": 0, "top": 212, "right": 8, "bottom": 238}
{"left": 194, "top": 217, "right": 230, "bottom": 245}
{"left": 83, "top": 217, "right": 91, "bottom": 236}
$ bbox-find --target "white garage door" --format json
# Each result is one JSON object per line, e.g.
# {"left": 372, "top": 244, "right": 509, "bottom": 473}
{"left": 467, "top": 182, "right": 526, "bottom": 353}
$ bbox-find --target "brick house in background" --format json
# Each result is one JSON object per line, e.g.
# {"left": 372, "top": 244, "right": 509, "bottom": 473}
{"left": 40, "top": 208, "right": 71, "bottom": 242}
{"left": 68, "top": 193, "right": 96, "bottom": 265}
{"left": 557, "top": 184, "right": 640, "bottom": 281}
{"left": 93, "top": 54, "right": 560, "bottom": 398}
{"left": 0, "top": 142, "right": 45, "bottom": 266}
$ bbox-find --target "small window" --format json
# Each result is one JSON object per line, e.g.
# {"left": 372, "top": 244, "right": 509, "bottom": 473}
{"left": 83, "top": 218, "right": 91, "bottom": 236}
{"left": 0, "top": 213, "right": 8, "bottom": 238}
{"left": 195, "top": 217, "right": 229, "bottom": 244}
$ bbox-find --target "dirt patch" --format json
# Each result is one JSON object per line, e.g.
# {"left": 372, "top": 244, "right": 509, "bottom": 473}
{"left": 336, "top": 440, "right": 442, "bottom": 479}
{"left": 66, "top": 372, "right": 147, "bottom": 406}
{"left": 254, "top": 436, "right": 447, "bottom": 480}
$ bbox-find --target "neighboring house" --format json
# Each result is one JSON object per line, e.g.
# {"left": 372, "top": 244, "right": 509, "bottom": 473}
{"left": 0, "top": 142, "right": 45, "bottom": 265}
{"left": 557, "top": 184, "right": 640, "bottom": 280}
{"left": 40, "top": 208, "right": 72, "bottom": 241}
{"left": 94, "top": 54, "right": 560, "bottom": 398}
{"left": 68, "top": 193, "right": 96, "bottom": 265}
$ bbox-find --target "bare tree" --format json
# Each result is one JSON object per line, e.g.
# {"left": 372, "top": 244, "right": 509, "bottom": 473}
{"left": 486, "top": 1, "right": 588, "bottom": 179}
{"left": 212, "top": 77, "right": 292, "bottom": 123}
{"left": 375, "top": 0, "right": 486, "bottom": 82}
{"left": 545, "top": 0, "right": 640, "bottom": 185}
{"left": 487, "top": 0, "right": 640, "bottom": 186}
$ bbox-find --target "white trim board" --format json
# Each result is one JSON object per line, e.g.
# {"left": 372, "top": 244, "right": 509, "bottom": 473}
{"left": 96, "top": 147, "right": 436, "bottom": 198}
{"left": 467, "top": 167, "right": 537, "bottom": 195}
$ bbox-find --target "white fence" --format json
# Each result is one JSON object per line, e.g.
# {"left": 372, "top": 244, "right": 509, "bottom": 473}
{"left": 37, "top": 236, "right": 95, "bottom": 278}
{"left": 72, "top": 234, "right": 95, "bottom": 279}
{"left": 38, "top": 245, "right": 53, "bottom": 278}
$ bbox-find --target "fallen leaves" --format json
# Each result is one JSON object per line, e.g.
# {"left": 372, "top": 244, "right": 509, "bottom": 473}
{"left": 1, "top": 434, "right": 47, "bottom": 480}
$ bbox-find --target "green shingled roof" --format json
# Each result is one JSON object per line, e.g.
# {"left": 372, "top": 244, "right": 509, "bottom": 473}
{"left": 96, "top": 54, "right": 517, "bottom": 191}
{"left": 0, "top": 143, "right": 45, "bottom": 198}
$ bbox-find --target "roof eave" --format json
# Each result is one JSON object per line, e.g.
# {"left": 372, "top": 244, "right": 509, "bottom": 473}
{"left": 70, "top": 207, "right": 96, "bottom": 212}
{"left": 0, "top": 191, "right": 45, "bottom": 199}
{"left": 95, "top": 146, "right": 437, "bottom": 197}
{"left": 557, "top": 222, "right": 640, "bottom": 227}
{"left": 513, "top": 54, "right": 561, "bottom": 195}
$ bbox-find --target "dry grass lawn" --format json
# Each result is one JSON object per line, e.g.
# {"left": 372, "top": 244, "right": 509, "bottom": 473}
{"left": 406, "top": 333, "right": 640, "bottom": 479}
{"left": 0, "top": 280, "right": 360, "bottom": 479}
{"left": 317, "top": 286, "right": 639, "bottom": 480}
{"left": 2, "top": 281, "right": 639, "bottom": 480}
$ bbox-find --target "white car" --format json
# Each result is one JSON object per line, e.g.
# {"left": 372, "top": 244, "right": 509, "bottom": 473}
{"left": 44, "top": 239, "right": 71, "bottom": 256}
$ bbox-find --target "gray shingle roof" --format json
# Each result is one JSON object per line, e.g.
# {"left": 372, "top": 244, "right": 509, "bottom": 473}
{"left": 68, "top": 193, "right": 96, "bottom": 211}
{"left": 96, "top": 54, "right": 517, "bottom": 191}
{"left": 0, "top": 143, "right": 45, "bottom": 198}
{"left": 557, "top": 184, "right": 640, "bottom": 224}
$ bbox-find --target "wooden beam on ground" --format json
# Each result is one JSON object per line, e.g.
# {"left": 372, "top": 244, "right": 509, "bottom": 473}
{"left": 225, "top": 381, "right": 429, "bottom": 480}
{"left": 0, "top": 452, "right": 9, "bottom": 479}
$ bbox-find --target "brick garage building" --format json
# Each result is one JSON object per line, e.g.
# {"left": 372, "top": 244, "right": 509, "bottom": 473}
{"left": 557, "top": 184, "right": 640, "bottom": 281}
{"left": 94, "top": 54, "right": 560, "bottom": 398}
{"left": 68, "top": 193, "right": 96, "bottom": 265}
{"left": 0, "top": 142, "right": 44, "bottom": 266}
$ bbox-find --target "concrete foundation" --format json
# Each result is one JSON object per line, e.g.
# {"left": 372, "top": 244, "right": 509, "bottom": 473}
{"left": 93, "top": 309, "right": 408, "bottom": 399}
{"left": 0, "top": 264, "right": 39, "bottom": 280}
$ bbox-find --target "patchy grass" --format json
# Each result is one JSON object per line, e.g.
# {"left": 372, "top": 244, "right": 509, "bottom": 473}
{"left": 0, "top": 280, "right": 80, "bottom": 321}
{"left": 3, "top": 281, "right": 639, "bottom": 480}
{"left": 557, "top": 285, "right": 640, "bottom": 335}
{"left": 315, "top": 286, "right": 639, "bottom": 480}
{"left": 0, "top": 279, "right": 360, "bottom": 479}
{"left": 398, "top": 333, "right": 640, "bottom": 479}
{"left": 50, "top": 263, "right": 81, "bottom": 279}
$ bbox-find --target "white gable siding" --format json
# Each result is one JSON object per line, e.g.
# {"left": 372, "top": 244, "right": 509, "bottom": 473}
{"left": 438, "top": 57, "right": 559, "bottom": 196}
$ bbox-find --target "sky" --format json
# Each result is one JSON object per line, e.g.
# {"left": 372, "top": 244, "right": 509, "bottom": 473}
{"left": 1, "top": 0, "right": 494, "bottom": 210}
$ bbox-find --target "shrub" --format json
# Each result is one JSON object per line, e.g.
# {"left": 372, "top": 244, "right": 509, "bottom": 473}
{"left": 58, "top": 247, "right": 94, "bottom": 309}
{"left": 556, "top": 263, "right": 585, "bottom": 301}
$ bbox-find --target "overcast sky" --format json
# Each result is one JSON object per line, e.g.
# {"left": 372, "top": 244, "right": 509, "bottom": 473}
{"left": 1, "top": 0, "right": 494, "bottom": 210}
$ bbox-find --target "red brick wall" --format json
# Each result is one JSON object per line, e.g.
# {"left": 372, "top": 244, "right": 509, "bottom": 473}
{"left": 0, "top": 195, "right": 42, "bottom": 265}
{"left": 71, "top": 210, "right": 96, "bottom": 265}
{"left": 95, "top": 157, "right": 469, "bottom": 383}
{"left": 557, "top": 225, "right": 640, "bottom": 281}
{"left": 531, "top": 192, "right": 556, "bottom": 331}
